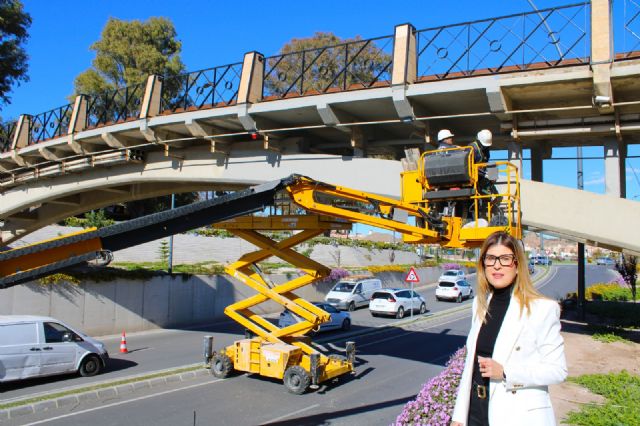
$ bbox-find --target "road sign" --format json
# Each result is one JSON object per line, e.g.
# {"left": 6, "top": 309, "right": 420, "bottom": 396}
{"left": 404, "top": 267, "right": 420, "bottom": 283}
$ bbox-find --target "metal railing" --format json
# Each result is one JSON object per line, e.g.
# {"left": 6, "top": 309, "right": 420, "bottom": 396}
{"left": 0, "top": 121, "right": 16, "bottom": 153}
{"left": 29, "top": 103, "right": 73, "bottom": 144}
{"left": 86, "top": 83, "right": 145, "bottom": 129}
{"left": 263, "top": 35, "right": 394, "bottom": 99}
{"left": 160, "top": 63, "right": 242, "bottom": 113}
{"left": 620, "top": 0, "right": 640, "bottom": 58}
{"left": 417, "top": 2, "right": 590, "bottom": 80}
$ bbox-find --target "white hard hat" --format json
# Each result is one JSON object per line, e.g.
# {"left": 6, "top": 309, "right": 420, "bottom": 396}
{"left": 477, "top": 129, "right": 493, "bottom": 147}
{"left": 437, "top": 129, "right": 454, "bottom": 142}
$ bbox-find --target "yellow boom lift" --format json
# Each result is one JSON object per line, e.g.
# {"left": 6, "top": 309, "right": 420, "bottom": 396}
{"left": 1, "top": 146, "right": 520, "bottom": 394}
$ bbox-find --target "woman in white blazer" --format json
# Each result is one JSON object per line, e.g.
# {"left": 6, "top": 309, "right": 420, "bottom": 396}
{"left": 451, "top": 231, "right": 567, "bottom": 426}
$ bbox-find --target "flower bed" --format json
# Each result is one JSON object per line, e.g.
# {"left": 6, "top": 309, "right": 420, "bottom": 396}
{"left": 394, "top": 346, "right": 466, "bottom": 426}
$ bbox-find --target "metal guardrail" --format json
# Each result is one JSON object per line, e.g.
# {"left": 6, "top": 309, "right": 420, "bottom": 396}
{"left": 29, "top": 104, "right": 73, "bottom": 144}
{"left": 0, "top": 121, "right": 16, "bottom": 153}
{"left": 263, "top": 35, "right": 394, "bottom": 99}
{"left": 160, "top": 63, "right": 242, "bottom": 113}
{"left": 86, "top": 83, "right": 145, "bottom": 129}
{"left": 416, "top": 2, "right": 590, "bottom": 80}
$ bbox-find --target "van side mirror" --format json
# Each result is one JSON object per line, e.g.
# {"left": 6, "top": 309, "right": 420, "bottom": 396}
{"left": 62, "top": 332, "right": 73, "bottom": 343}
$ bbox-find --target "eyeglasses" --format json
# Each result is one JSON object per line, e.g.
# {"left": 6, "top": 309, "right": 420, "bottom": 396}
{"left": 483, "top": 254, "right": 516, "bottom": 267}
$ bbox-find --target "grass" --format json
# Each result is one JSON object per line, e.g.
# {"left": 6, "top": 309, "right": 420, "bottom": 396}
{"left": 112, "top": 261, "right": 225, "bottom": 275}
{"left": 0, "top": 365, "right": 202, "bottom": 411}
{"left": 591, "top": 331, "right": 631, "bottom": 344}
{"left": 565, "top": 371, "right": 640, "bottom": 426}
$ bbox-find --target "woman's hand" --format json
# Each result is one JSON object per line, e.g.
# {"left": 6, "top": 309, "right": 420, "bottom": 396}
{"left": 478, "top": 356, "right": 504, "bottom": 380}
{"left": 451, "top": 422, "right": 463, "bottom": 426}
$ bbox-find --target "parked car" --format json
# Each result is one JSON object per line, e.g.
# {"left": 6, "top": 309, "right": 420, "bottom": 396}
{"left": 531, "top": 255, "right": 552, "bottom": 266}
{"left": 596, "top": 257, "right": 615, "bottom": 266}
{"left": 437, "top": 269, "right": 465, "bottom": 283}
{"left": 278, "top": 302, "right": 351, "bottom": 332}
{"left": 369, "top": 289, "right": 427, "bottom": 319}
{"left": 528, "top": 261, "right": 535, "bottom": 275}
{"left": 0, "top": 315, "right": 109, "bottom": 383}
{"left": 435, "top": 278, "right": 473, "bottom": 303}
{"left": 325, "top": 277, "right": 382, "bottom": 311}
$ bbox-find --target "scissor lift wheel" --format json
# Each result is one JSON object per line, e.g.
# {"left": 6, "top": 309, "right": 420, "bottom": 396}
{"left": 284, "top": 365, "right": 311, "bottom": 394}
{"left": 211, "top": 353, "right": 233, "bottom": 378}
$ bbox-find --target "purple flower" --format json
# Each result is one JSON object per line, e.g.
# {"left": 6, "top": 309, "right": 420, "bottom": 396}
{"left": 393, "top": 347, "right": 466, "bottom": 426}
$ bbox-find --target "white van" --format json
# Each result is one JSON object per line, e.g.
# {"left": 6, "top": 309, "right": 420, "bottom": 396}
{"left": 325, "top": 277, "right": 383, "bottom": 311}
{"left": 0, "top": 315, "right": 109, "bottom": 383}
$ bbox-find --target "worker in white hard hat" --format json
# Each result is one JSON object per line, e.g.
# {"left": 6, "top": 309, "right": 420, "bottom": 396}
{"left": 437, "top": 129, "right": 455, "bottom": 149}
{"left": 469, "top": 129, "right": 492, "bottom": 164}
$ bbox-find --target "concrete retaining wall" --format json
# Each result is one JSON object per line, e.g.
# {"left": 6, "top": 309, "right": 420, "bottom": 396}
{"left": 0, "top": 267, "right": 466, "bottom": 336}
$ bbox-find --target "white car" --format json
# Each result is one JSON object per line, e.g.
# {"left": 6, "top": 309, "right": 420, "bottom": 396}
{"left": 435, "top": 278, "right": 473, "bottom": 303}
{"left": 438, "top": 269, "right": 465, "bottom": 283}
{"left": 369, "top": 289, "right": 427, "bottom": 319}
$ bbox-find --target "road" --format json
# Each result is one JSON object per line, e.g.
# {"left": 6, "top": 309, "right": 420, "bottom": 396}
{"left": 1, "top": 264, "right": 617, "bottom": 425}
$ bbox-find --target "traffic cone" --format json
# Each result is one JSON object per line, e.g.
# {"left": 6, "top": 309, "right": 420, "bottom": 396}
{"left": 120, "top": 330, "right": 128, "bottom": 354}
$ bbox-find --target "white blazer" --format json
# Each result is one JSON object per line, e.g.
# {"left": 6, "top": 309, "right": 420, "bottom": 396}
{"left": 452, "top": 294, "right": 567, "bottom": 426}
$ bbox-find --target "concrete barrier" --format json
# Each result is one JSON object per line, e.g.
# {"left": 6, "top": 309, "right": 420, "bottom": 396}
{"left": 0, "top": 266, "right": 467, "bottom": 335}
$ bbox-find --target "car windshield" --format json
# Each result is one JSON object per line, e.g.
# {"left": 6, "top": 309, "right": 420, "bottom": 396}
{"left": 439, "top": 282, "right": 455, "bottom": 287}
{"left": 443, "top": 271, "right": 458, "bottom": 276}
{"left": 333, "top": 282, "right": 355, "bottom": 292}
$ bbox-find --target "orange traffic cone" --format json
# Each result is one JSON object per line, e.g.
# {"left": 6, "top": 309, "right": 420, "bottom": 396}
{"left": 120, "top": 330, "right": 128, "bottom": 354}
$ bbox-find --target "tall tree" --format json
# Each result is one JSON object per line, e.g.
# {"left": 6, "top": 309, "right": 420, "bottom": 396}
{"left": 265, "top": 32, "right": 392, "bottom": 98}
{"left": 73, "top": 17, "right": 184, "bottom": 100}
{"left": 0, "top": 0, "right": 31, "bottom": 107}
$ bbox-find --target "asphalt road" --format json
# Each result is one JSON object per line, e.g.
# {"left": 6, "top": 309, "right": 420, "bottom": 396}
{"left": 1, "top": 265, "right": 618, "bottom": 425}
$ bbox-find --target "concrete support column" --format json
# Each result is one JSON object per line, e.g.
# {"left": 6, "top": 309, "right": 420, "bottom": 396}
{"left": 603, "top": 139, "right": 627, "bottom": 198}
{"left": 10, "top": 114, "right": 31, "bottom": 150}
{"left": 591, "top": 0, "right": 613, "bottom": 112}
{"left": 508, "top": 141, "right": 523, "bottom": 172}
{"left": 140, "top": 75, "right": 163, "bottom": 119}
{"left": 530, "top": 147, "right": 544, "bottom": 182}
{"left": 68, "top": 95, "right": 88, "bottom": 134}
{"left": 237, "top": 51, "right": 265, "bottom": 104}
{"left": 391, "top": 23, "right": 417, "bottom": 85}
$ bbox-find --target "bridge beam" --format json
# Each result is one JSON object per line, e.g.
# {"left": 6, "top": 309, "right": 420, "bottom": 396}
{"left": 140, "top": 75, "right": 163, "bottom": 119}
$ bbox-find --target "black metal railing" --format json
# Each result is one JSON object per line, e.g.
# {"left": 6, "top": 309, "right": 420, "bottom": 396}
{"left": 29, "top": 103, "right": 73, "bottom": 144}
{"left": 160, "top": 63, "right": 242, "bottom": 113}
{"left": 619, "top": 0, "right": 640, "bottom": 58}
{"left": 0, "top": 120, "right": 16, "bottom": 152}
{"left": 417, "top": 2, "right": 590, "bottom": 80}
{"left": 263, "top": 35, "right": 394, "bottom": 99}
{"left": 86, "top": 83, "right": 145, "bottom": 129}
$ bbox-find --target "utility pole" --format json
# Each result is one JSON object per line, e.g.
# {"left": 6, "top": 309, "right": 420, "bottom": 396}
{"left": 577, "top": 147, "right": 586, "bottom": 321}
{"left": 168, "top": 194, "right": 175, "bottom": 274}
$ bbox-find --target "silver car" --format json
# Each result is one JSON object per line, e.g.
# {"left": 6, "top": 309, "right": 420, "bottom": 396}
{"left": 435, "top": 278, "right": 473, "bottom": 303}
{"left": 278, "top": 302, "right": 351, "bottom": 332}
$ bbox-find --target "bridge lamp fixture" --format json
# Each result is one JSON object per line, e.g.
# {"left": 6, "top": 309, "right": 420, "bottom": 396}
{"left": 593, "top": 95, "right": 611, "bottom": 107}
{"left": 250, "top": 132, "right": 259, "bottom": 140}
{"left": 400, "top": 116, "right": 414, "bottom": 123}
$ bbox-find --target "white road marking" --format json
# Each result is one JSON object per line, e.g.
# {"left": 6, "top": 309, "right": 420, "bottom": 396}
{"left": 22, "top": 379, "right": 222, "bottom": 426}
{"left": 262, "top": 403, "right": 320, "bottom": 424}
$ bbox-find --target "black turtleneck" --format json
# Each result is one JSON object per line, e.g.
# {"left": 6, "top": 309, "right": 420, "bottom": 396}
{"left": 473, "top": 284, "right": 513, "bottom": 383}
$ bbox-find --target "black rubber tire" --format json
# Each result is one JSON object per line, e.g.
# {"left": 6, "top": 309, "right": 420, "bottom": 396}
{"left": 468, "top": 290, "right": 474, "bottom": 299}
{"left": 341, "top": 318, "right": 351, "bottom": 331}
{"left": 211, "top": 353, "right": 233, "bottom": 378}
{"left": 79, "top": 354, "right": 102, "bottom": 377}
{"left": 283, "top": 365, "right": 311, "bottom": 394}
{"left": 371, "top": 312, "right": 378, "bottom": 317}
{"left": 456, "top": 293, "right": 463, "bottom": 303}
{"left": 419, "top": 303, "right": 427, "bottom": 314}
{"left": 348, "top": 302, "right": 355, "bottom": 312}
{"left": 396, "top": 306, "right": 405, "bottom": 319}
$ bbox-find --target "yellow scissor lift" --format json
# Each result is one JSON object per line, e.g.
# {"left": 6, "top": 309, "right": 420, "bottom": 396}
{"left": 205, "top": 214, "right": 357, "bottom": 394}
{"left": 204, "top": 147, "right": 521, "bottom": 394}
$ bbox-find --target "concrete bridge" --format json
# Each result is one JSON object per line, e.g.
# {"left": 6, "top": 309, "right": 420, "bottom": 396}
{"left": 0, "top": 0, "right": 639, "bottom": 254}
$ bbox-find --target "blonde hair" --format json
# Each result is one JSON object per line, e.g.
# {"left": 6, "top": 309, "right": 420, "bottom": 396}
{"left": 475, "top": 231, "right": 546, "bottom": 323}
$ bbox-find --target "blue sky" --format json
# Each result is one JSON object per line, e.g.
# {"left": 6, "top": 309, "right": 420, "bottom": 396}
{"left": 2, "top": 0, "right": 639, "bottom": 199}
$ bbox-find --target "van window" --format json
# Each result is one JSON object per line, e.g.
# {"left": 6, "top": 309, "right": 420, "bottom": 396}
{"left": 44, "top": 322, "right": 77, "bottom": 343}
{"left": 0, "top": 323, "right": 38, "bottom": 345}
{"left": 354, "top": 283, "right": 362, "bottom": 293}
{"left": 333, "top": 282, "right": 355, "bottom": 292}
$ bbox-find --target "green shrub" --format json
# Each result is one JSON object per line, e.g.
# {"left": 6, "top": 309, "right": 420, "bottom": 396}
{"left": 566, "top": 371, "right": 640, "bottom": 426}
{"left": 587, "top": 283, "right": 633, "bottom": 301}
{"left": 587, "top": 301, "right": 640, "bottom": 328}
